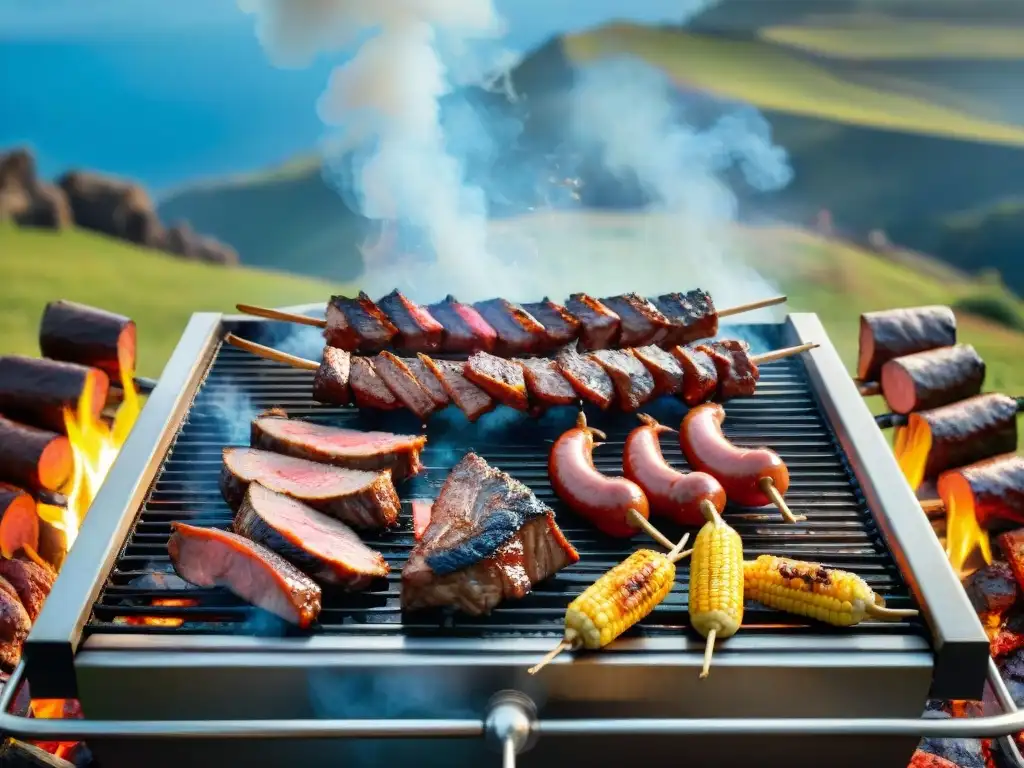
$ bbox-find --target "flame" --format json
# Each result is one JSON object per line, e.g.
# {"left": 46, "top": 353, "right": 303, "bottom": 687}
{"left": 61, "top": 365, "right": 141, "bottom": 546}
{"left": 119, "top": 597, "right": 198, "bottom": 628}
{"left": 939, "top": 473, "right": 992, "bottom": 576}
{"left": 893, "top": 417, "right": 931, "bottom": 492}
{"left": 30, "top": 698, "right": 82, "bottom": 760}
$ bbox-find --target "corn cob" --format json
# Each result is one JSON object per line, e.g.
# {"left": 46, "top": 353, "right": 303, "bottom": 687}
{"left": 528, "top": 535, "right": 690, "bottom": 674}
{"left": 688, "top": 499, "right": 744, "bottom": 679}
{"left": 743, "top": 555, "right": 919, "bottom": 625}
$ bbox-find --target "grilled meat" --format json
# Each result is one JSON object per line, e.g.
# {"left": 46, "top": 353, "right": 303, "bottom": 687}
{"left": 411, "top": 499, "right": 433, "bottom": 541}
{"left": 600, "top": 293, "right": 671, "bottom": 347}
{"left": 554, "top": 342, "right": 615, "bottom": 409}
{"left": 521, "top": 298, "right": 581, "bottom": 349}
{"left": 964, "top": 561, "right": 1018, "bottom": 619}
{"left": 376, "top": 289, "right": 444, "bottom": 353}
{"left": 325, "top": 292, "right": 398, "bottom": 352}
{"left": 519, "top": 357, "right": 577, "bottom": 407}
{"left": 373, "top": 351, "right": 438, "bottom": 420}
{"left": 221, "top": 447, "right": 400, "bottom": 529}
{"left": 234, "top": 483, "right": 389, "bottom": 589}
{"left": 671, "top": 346, "right": 719, "bottom": 406}
{"left": 311, "top": 347, "right": 351, "bottom": 406}
{"left": 169, "top": 522, "right": 322, "bottom": 628}
{"left": 473, "top": 299, "right": 547, "bottom": 356}
{"left": 427, "top": 295, "right": 497, "bottom": 353}
{"left": 0, "top": 588, "right": 30, "bottom": 671}
{"left": 631, "top": 345, "right": 685, "bottom": 397}
{"left": 418, "top": 356, "right": 495, "bottom": 422}
{"left": 250, "top": 411, "right": 426, "bottom": 482}
{"left": 463, "top": 352, "right": 529, "bottom": 411}
{"left": 589, "top": 349, "right": 656, "bottom": 411}
{"left": 0, "top": 558, "right": 54, "bottom": 622}
{"left": 879, "top": 343, "right": 985, "bottom": 415}
{"left": 404, "top": 355, "right": 450, "bottom": 409}
{"left": 697, "top": 339, "right": 758, "bottom": 400}
{"left": 858, "top": 305, "right": 956, "bottom": 382}
{"left": 565, "top": 294, "right": 620, "bottom": 350}
{"left": 402, "top": 453, "right": 579, "bottom": 615}
{"left": 349, "top": 356, "right": 399, "bottom": 410}
{"left": 655, "top": 290, "right": 717, "bottom": 346}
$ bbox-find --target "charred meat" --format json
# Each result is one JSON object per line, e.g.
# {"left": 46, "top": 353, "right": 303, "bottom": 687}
{"left": 373, "top": 351, "right": 438, "bottom": 420}
{"left": 376, "top": 289, "right": 444, "bottom": 353}
{"left": 565, "top": 294, "right": 620, "bottom": 350}
{"left": 311, "top": 347, "right": 351, "bottom": 406}
{"left": 554, "top": 342, "right": 615, "bottom": 409}
{"left": 697, "top": 339, "right": 758, "bottom": 400}
{"left": 600, "top": 293, "right": 671, "bottom": 347}
{"left": 589, "top": 349, "right": 656, "bottom": 411}
{"left": 671, "top": 346, "right": 719, "bottom": 406}
{"left": 631, "top": 345, "right": 685, "bottom": 397}
{"left": 404, "top": 355, "right": 450, "bottom": 409}
{"left": 325, "top": 292, "right": 399, "bottom": 352}
{"left": 521, "top": 298, "right": 581, "bottom": 349}
{"left": 519, "top": 357, "right": 578, "bottom": 407}
{"left": 349, "top": 356, "right": 400, "bottom": 410}
{"left": 427, "top": 295, "right": 497, "bottom": 354}
{"left": 418, "top": 355, "right": 495, "bottom": 422}
{"left": 655, "top": 290, "right": 717, "bottom": 346}
{"left": 473, "top": 299, "right": 548, "bottom": 356}
{"left": 464, "top": 352, "right": 529, "bottom": 411}
{"left": 0, "top": 558, "right": 53, "bottom": 623}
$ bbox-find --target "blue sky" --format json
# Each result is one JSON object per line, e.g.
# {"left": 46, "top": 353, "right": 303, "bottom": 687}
{"left": 0, "top": 0, "right": 709, "bottom": 190}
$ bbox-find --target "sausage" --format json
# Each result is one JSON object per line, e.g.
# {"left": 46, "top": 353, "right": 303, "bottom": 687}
{"left": 623, "top": 414, "right": 725, "bottom": 526}
{"left": 0, "top": 355, "right": 109, "bottom": 434}
{"left": 0, "top": 416, "right": 72, "bottom": 493}
{"left": 39, "top": 299, "right": 136, "bottom": 383}
{"left": 0, "top": 484, "right": 39, "bottom": 562}
{"left": 879, "top": 344, "right": 984, "bottom": 414}
{"left": 937, "top": 454, "right": 1024, "bottom": 530}
{"left": 680, "top": 402, "right": 789, "bottom": 508}
{"left": 549, "top": 411, "right": 650, "bottom": 537}
{"left": 857, "top": 305, "right": 956, "bottom": 382}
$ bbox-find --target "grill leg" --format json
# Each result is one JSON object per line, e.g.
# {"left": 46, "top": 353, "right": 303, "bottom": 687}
{"left": 486, "top": 691, "right": 537, "bottom": 767}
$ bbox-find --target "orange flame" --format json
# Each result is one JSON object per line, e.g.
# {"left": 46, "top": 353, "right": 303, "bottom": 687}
{"left": 120, "top": 597, "right": 198, "bottom": 628}
{"left": 938, "top": 473, "right": 992, "bottom": 576}
{"left": 30, "top": 698, "right": 82, "bottom": 760}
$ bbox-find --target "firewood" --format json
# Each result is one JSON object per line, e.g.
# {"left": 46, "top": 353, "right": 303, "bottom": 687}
{"left": 0, "top": 739, "right": 74, "bottom": 768}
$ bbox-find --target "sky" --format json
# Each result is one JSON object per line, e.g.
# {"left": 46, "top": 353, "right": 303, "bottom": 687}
{"left": 0, "top": 0, "right": 708, "bottom": 191}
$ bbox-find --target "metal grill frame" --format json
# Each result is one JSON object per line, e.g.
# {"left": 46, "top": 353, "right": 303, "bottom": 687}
{"left": 24, "top": 311, "right": 987, "bottom": 706}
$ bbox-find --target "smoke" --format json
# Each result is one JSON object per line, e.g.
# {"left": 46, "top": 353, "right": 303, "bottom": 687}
{"left": 192, "top": 384, "right": 259, "bottom": 445}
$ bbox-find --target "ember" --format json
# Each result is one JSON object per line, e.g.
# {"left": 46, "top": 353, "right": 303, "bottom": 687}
{"left": 120, "top": 597, "right": 198, "bottom": 628}
{"left": 29, "top": 698, "right": 82, "bottom": 761}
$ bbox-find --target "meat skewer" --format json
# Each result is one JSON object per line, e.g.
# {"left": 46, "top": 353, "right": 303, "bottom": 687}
{"left": 0, "top": 417, "right": 72, "bottom": 493}
{"left": 877, "top": 344, "right": 985, "bottom": 415}
{"left": 472, "top": 299, "right": 547, "bottom": 356}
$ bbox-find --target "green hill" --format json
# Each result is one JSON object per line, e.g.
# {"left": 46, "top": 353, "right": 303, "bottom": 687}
{"left": 0, "top": 224, "right": 342, "bottom": 377}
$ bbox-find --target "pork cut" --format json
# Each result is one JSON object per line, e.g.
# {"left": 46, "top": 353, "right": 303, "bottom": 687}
{"left": 463, "top": 352, "right": 529, "bottom": 411}
{"left": 518, "top": 357, "right": 578, "bottom": 407}
{"left": 221, "top": 447, "right": 400, "bottom": 529}
{"left": 655, "top": 289, "right": 717, "bottom": 346}
{"left": 376, "top": 289, "right": 444, "bottom": 353}
{"left": 671, "top": 345, "right": 718, "bottom": 406}
{"left": 402, "top": 453, "right": 579, "bottom": 615}
{"left": 696, "top": 340, "right": 758, "bottom": 400}
{"left": 418, "top": 356, "right": 495, "bottom": 422}
{"left": 404, "top": 355, "right": 450, "bottom": 409}
{"left": 169, "top": 522, "right": 322, "bottom": 628}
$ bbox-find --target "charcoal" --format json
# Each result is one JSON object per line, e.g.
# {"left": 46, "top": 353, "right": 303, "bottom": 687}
{"left": 965, "top": 561, "right": 1018, "bottom": 617}
{"left": 917, "top": 734, "right": 986, "bottom": 768}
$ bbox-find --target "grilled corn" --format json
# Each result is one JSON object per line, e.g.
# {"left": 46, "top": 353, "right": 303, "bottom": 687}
{"left": 743, "top": 555, "right": 919, "bottom": 625}
{"left": 688, "top": 499, "right": 744, "bottom": 679}
{"left": 528, "top": 537, "right": 689, "bottom": 674}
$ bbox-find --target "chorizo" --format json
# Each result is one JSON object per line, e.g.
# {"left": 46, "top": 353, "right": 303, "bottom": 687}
{"left": 857, "top": 305, "right": 956, "bottom": 382}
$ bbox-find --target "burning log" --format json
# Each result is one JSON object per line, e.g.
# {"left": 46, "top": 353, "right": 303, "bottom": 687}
{"left": 0, "top": 739, "right": 75, "bottom": 768}
{"left": 878, "top": 344, "right": 985, "bottom": 415}
{"left": 939, "top": 454, "right": 1024, "bottom": 529}
{"left": 35, "top": 506, "right": 69, "bottom": 572}
{"left": 0, "top": 356, "right": 108, "bottom": 435}
{"left": 0, "top": 485, "right": 44, "bottom": 569}
{"left": 39, "top": 300, "right": 136, "bottom": 383}
{"left": 0, "top": 418, "right": 71, "bottom": 494}
{"left": 857, "top": 305, "right": 957, "bottom": 382}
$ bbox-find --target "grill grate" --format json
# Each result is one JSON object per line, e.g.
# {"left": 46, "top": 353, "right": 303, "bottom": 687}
{"left": 86, "top": 322, "right": 923, "bottom": 641}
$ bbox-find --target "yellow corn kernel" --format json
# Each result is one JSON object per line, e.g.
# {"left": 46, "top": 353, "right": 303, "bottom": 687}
{"left": 743, "top": 555, "right": 919, "bottom": 626}
{"left": 688, "top": 500, "right": 744, "bottom": 679}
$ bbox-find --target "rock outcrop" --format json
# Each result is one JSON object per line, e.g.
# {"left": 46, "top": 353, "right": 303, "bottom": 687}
{"left": 0, "top": 148, "right": 72, "bottom": 229}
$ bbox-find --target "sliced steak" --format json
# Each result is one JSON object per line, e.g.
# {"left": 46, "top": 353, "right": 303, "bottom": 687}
{"left": 376, "top": 289, "right": 444, "bottom": 353}
{"left": 311, "top": 347, "right": 351, "bottom": 406}
{"left": 473, "top": 299, "right": 547, "bottom": 356}
{"left": 349, "top": 356, "right": 399, "bottom": 410}
{"left": 0, "top": 589, "right": 30, "bottom": 671}
{"left": 427, "top": 295, "right": 497, "bottom": 353}
{"left": 589, "top": 349, "right": 656, "bottom": 411}
{"left": 554, "top": 342, "right": 615, "bottom": 409}
{"left": 671, "top": 345, "right": 719, "bottom": 406}
{"left": 655, "top": 289, "right": 717, "bottom": 346}
{"left": 464, "top": 352, "right": 529, "bottom": 411}
{"left": 402, "top": 453, "right": 579, "bottom": 614}
{"left": 373, "top": 351, "right": 437, "bottom": 420}
{"left": 169, "top": 522, "right": 322, "bottom": 628}
{"left": 600, "top": 293, "right": 672, "bottom": 346}
{"left": 522, "top": 298, "right": 581, "bottom": 350}
{"left": 696, "top": 340, "right": 758, "bottom": 400}
{"left": 235, "top": 483, "right": 389, "bottom": 589}
{"left": 325, "top": 292, "right": 398, "bottom": 352}
{"left": 565, "top": 293, "right": 620, "bottom": 350}
{"left": 404, "top": 355, "right": 450, "bottom": 409}
{"left": 0, "top": 558, "right": 54, "bottom": 622}
{"left": 221, "top": 447, "right": 400, "bottom": 529}
{"left": 419, "top": 356, "right": 495, "bottom": 422}
{"left": 250, "top": 412, "right": 426, "bottom": 482}
{"left": 519, "top": 358, "right": 577, "bottom": 407}
{"left": 632, "top": 345, "right": 685, "bottom": 396}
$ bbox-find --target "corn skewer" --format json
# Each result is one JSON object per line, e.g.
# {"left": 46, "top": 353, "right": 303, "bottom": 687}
{"left": 743, "top": 555, "right": 920, "bottom": 625}
{"left": 528, "top": 534, "right": 691, "bottom": 675}
{"left": 689, "top": 499, "right": 744, "bottom": 679}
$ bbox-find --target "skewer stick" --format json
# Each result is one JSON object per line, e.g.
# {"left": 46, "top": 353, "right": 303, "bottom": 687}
{"left": 758, "top": 477, "right": 806, "bottom": 523}
{"left": 857, "top": 381, "right": 881, "bottom": 397}
{"left": 699, "top": 628, "right": 717, "bottom": 680}
{"left": 223, "top": 333, "right": 321, "bottom": 371}
{"left": 919, "top": 498, "right": 945, "bottom": 516}
{"left": 718, "top": 295, "right": 787, "bottom": 319}
{"left": 235, "top": 304, "right": 327, "bottom": 329}
{"left": 627, "top": 509, "right": 675, "bottom": 550}
{"left": 667, "top": 533, "right": 691, "bottom": 562}
{"left": 750, "top": 343, "right": 818, "bottom": 365}
{"left": 865, "top": 602, "right": 920, "bottom": 621}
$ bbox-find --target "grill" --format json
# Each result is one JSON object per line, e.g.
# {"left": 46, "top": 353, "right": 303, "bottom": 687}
{"left": 11, "top": 310, "right": 1005, "bottom": 768}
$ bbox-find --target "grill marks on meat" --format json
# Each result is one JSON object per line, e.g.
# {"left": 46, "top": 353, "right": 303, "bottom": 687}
{"left": 879, "top": 343, "right": 985, "bottom": 415}
{"left": 325, "top": 292, "right": 398, "bottom": 352}
{"left": 0, "top": 558, "right": 54, "bottom": 623}
{"left": 312, "top": 347, "right": 351, "bottom": 405}
{"left": 473, "top": 299, "right": 547, "bottom": 356}
{"left": 250, "top": 413, "right": 425, "bottom": 482}
{"left": 522, "top": 298, "right": 581, "bottom": 349}
{"left": 696, "top": 340, "right": 758, "bottom": 400}
{"left": 589, "top": 349, "right": 656, "bottom": 411}
{"left": 419, "top": 356, "right": 495, "bottom": 422}
{"left": 600, "top": 293, "right": 671, "bottom": 347}
{"left": 402, "top": 453, "right": 578, "bottom": 615}
{"left": 519, "top": 358, "right": 577, "bottom": 407}
{"left": 234, "top": 483, "right": 389, "bottom": 589}
{"left": 221, "top": 448, "right": 400, "bottom": 529}
{"left": 463, "top": 352, "right": 529, "bottom": 411}
{"left": 555, "top": 343, "right": 615, "bottom": 409}
{"left": 0, "top": 587, "right": 30, "bottom": 671}
{"left": 376, "top": 289, "right": 444, "bottom": 353}
{"left": 655, "top": 290, "right": 717, "bottom": 346}
{"left": 373, "top": 351, "right": 437, "bottom": 420}
{"left": 169, "top": 522, "right": 322, "bottom": 628}
{"left": 632, "top": 345, "right": 685, "bottom": 396}
{"left": 565, "top": 294, "right": 620, "bottom": 350}
{"left": 427, "top": 296, "right": 497, "bottom": 353}
{"left": 671, "top": 346, "right": 718, "bottom": 406}
{"left": 349, "top": 357, "right": 399, "bottom": 410}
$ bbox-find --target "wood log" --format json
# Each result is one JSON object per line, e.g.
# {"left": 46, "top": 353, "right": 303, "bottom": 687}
{"left": 0, "top": 739, "right": 75, "bottom": 768}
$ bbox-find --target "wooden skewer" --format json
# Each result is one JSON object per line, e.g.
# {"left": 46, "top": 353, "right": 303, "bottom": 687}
{"left": 919, "top": 498, "right": 945, "bottom": 516}
{"left": 223, "top": 333, "right": 321, "bottom": 371}
{"left": 626, "top": 509, "right": 675, "bottom": 550}
{"left": 750, "top": 343, "right": 818, "bottom": 365}
{"left": 857, "top": 380, "right": 881, "bottom": 397}
{"left": 718, "top": 295, "right": 787, "bottom": 319}
{"left": 235, "top": 304, "right": 327, "bottom": 329}
{"left": 758, "top": 476, "right": 806, "bottom": 523}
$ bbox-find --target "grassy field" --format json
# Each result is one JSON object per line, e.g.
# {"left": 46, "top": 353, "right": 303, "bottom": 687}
{"left": 0, "top": 224, "right": 342, "bottom": 377}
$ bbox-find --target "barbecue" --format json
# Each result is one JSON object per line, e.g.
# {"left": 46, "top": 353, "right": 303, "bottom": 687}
{"left": 236, "top": 290, "right": 787, "bottom": 355}
{"left": 13, "top": 308, "right": 1005, "bottom": 768}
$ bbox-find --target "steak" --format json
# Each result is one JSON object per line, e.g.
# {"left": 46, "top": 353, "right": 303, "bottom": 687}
{"left": 373, "top": 351, "right": 438, "bottom": 420}
{"left": 600, "top": 293, "right": 671, "bottom": 347}
{"left": 376, "top": 289, "right": 444, "bottom": 353}
{"left": 427, "top": 295, "right": 497, "bottom": 353}
{"left": 696, "top": 340, "right": 758, "bottom": 400}
{"left": 565, "top": 293, "right": 620, "bottom": 350}
{"left": 221, "top": 447, "right": 400, "bottom": 529}
{"left": 404, "top": 355, "right": 450, "bottom": 409}
{"left": 169, "top": 522, "right": 321, "bottom": 628}
{"left": 655, "top": 289, "right": 717, "bottom": 346}
{"left": 402, "top": 453, "right": 579, "bottom": 615}
{"left": 472, "top": 299, "right": 547, "bottom": 356}
{"left": 519, "top": 357, "right": 578, "bottom": 407}
{"left": 325, "top": 292, "right": 398, "bottom": 352}
{"left": 0, "top": 589, "right": 30, "bottom": 671}
{"left": 419, "top": 355, "right": 495, "bottom": 422}
{"left": 0, "top": 558, "right": 53, "bottom": 622}
{"left": 555, "top": 342, "right": 615, "bottom": 409}
{"left": 311, "top": 347, "right": 351, "bottom": 405}
{"left": 632, "top": 345, "right": 685, "bottom": 396}
{"left": 250, "top": 412, "right": 426, "bottom": 482}
{"left": 463, "top": 352, "right": 529, "bottom": 411}
{"left": 521, "top": 298, "right": 581, "bottom": 349}
{"left": 671, "top": 345, "right": 719, "bottom": 406}
{"left": 349, "top": 356, "right": 399, "bottom": 410}
{"left": 234, "top": 483, "right": 389, "bottom": 589}
{"left": 589, "top": 349, "right": 656, "bottom": 411}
